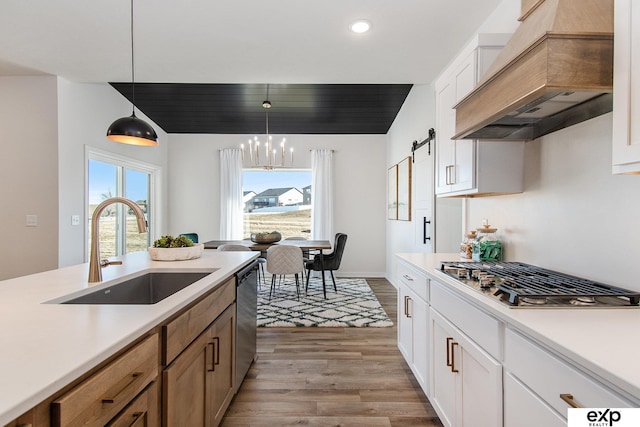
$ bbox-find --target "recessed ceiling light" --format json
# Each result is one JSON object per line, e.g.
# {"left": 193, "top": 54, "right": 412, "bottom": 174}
{"left": 350, "top": 20, "right": 371, "bottom": 34}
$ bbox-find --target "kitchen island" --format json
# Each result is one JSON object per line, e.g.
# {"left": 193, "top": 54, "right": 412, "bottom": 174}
{"left": 0, "top": 250, "right": 257, "bottom": 425}
{"left": 397, "top": 253, "right": 640, "bottom": 427}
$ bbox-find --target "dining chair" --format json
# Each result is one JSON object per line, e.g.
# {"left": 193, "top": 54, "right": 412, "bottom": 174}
{"left": 284, "top": 236, "right": 309, "bottom": 280}
{"left": 266, "top": 245, "right": 304, "bottom": 300}
{"left": 179, "top": 233, "right": 199, "bottom": 244}
{"left": 305, "top": 233, "right": 347, "bottom": 297}
{"left": 217, "top": 244, "right": 265, "bottom": 289}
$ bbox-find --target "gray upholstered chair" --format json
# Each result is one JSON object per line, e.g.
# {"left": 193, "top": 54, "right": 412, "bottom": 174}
{"left": 305, "top": 233, "right": 347, "bottom": 297}
{"left": 266, "top": 245, "right": 304, "bottom": 300}
{"left": 284, "top": 236, "right": 309, "bottom": 279}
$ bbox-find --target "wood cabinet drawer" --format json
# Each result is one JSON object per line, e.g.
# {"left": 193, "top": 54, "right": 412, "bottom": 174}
{"left": 430, "top": 280, "right": 501, "bottom": 359}
{"left": 505, "top": 328, "right": 634, "bottom": 414}
{"left": 163, "top": 277, "right": 235, "bottom": 365}
{"left": 107, "top": 381, "right": 159, "bottom": 427}
{"left": 398, "top": 261, "right": 429, "bottom": 302}
{"left": 52, "top": 333, "right": 159, "bottom": 427}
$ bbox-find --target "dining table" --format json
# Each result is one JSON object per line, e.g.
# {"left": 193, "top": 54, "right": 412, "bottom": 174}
{"left": 202, "top": 239, "right": 333, "bottom": 298}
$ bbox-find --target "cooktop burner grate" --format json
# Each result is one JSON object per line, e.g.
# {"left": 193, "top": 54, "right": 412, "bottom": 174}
{"left": 440, "top": 261, "right": 640, "bottom": 306}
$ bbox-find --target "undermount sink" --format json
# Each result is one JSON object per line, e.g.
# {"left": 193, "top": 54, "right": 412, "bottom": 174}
{"left": 61, "top": 271, "right": 214, "bottom": 305}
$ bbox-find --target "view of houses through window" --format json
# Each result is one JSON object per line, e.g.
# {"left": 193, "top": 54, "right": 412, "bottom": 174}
{"left": 242, "top": 170, "right": 312, "bottom": 239}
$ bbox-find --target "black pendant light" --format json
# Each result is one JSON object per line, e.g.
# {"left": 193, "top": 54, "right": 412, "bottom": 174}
{"left": 107, "top": 0, "right": 158, "bottom": 146}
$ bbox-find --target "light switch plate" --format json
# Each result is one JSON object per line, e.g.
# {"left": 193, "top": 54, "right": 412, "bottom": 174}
{"left": 26, "top": 214, "right": 38, "bottom": 227}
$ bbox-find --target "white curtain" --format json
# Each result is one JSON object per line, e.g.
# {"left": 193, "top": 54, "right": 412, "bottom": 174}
{"left": 219, "top": 148, "right": 243, "bottom": 240}
{"left": 311, "top": 149, "right": 334, "bottom": 241}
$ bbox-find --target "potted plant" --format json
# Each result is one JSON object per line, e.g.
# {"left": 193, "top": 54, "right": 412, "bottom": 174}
{"left": 148, "top": 235, "right": 204, "bottom": 261}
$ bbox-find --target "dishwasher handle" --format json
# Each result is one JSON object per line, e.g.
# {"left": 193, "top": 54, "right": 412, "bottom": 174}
{"left": 235, "top": 259, "right": 259, "bottom": 285}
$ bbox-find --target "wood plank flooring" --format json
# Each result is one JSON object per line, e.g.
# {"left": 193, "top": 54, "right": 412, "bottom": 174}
{"left": 221, "top": 278, "right": 443, "bottom": 427}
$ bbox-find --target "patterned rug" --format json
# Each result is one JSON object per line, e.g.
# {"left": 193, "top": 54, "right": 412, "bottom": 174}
{"left": 257, "top": 277, "right": 394, "bottom": 327}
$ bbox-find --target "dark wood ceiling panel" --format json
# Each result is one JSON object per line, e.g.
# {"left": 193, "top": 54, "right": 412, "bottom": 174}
{"left": 109, "top": 83, "right": 412, "bottom": 134}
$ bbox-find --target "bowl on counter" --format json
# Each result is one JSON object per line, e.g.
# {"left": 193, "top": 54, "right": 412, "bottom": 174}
{"left": 250, "top": 231, "right": 282, "bottom": 244}
{"left": 148, "top": 243, "right": 204, "bottom": 261}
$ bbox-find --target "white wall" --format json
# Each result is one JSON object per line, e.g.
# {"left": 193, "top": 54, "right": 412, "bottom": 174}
{"left": 0, "top": 76, "right": 59, "bottom": 280}
{"left": 467, "top": 113, "right": 640, "bottom": 290}
{"left": 166, "top": 133, "right": 387, "bottom": 277}
{"left": 57, "top": 79, "right": 168, "bottom": 267}
{"left": 386, "top": 84, "right": 436, "bottom": 282}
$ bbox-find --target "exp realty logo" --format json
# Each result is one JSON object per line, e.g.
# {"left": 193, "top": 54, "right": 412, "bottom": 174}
{"left": 568, "top": 408, "right": 640, "bottom": 427}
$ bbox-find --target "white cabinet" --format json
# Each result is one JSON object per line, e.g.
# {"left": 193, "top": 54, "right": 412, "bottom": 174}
{"left": 504, "top": 372, "right": 565, "bottom": 427}
{"left": 397, "top": 260, "right": 430, "bottom": 393}
{"left": 504, "top": 327, "right": 635, "bottom": 424}
{"left": 435, "top": 34, "right": 524, "bottom": 197}
{"left": 430, "top": 308, "right": 502, "bottom": 427}
{"left": 612, "top": 0, "right": 640, "bottom": 174}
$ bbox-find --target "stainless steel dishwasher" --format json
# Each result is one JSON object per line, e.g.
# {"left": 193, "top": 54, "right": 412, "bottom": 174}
{"left": 234, "top": 259, "right": 258, "bottom": 393}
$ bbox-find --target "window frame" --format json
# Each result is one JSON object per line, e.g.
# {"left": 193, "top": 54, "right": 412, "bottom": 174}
{"left": 84, "top": 146, "right": 162, "bottom": 261}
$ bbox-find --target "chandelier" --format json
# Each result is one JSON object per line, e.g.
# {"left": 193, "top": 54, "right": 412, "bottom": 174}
{"left": 241, "top": 85, "right": 293, "bottom": 170}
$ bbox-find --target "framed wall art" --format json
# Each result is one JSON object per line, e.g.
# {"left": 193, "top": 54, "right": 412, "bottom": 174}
{"left": 397, "top": 156, "right": 412, "bottom": 221}
{"left": 387, "top": 165, "right": 398, "bottom": 220}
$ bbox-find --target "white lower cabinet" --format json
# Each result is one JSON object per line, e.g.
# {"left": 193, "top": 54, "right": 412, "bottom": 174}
{"left": 504, "top": 327, "right": 635, "bottom": 422}
{"left": 397, "top": 260, "right": 430, "bottom": 392}
{"left": 504, "top": 372, "right": 565, "bottom": 427}
{"left": 430, "top": 308, "right": 502, "bottom": 427}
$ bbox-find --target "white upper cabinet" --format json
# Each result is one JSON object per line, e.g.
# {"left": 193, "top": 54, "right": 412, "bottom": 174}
{"left": 435, "top": 34, "right": 525, "bottom": 197}
{"left": 612, "top": 0, "right": 640, "bottom": 174}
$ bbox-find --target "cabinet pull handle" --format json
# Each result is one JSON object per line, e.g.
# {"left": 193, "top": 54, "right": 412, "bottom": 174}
{"left": 560, "top": 393, "right": 582, "bottom": 408}
{"left": 207, "top": 342, "right": 215, "bottom": 372}
{"left": 450, "top": 342, "right": 459, "bottom": 373}
{"left": 446, "top": 337, "right": 453, "bottom": 367}
{"left": 213, "top": 336, "right": 221, "bottom": 366}
{"left": 101, "top": 372, "right": 142, "bottom": 403}
{"left": 130, "top": 411, "right": 147, "bottom": 427}
{"left": 405, "top": 296, "right": 412, "bottom": 318}
{"left": 403, "top": 274, "right": 414, "bottom": 281}
{"left": 423, "top": 217, "right": 431, "bottom": 242}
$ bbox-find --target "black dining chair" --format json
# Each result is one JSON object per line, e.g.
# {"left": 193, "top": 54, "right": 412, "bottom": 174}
{"left": 305, "top": 233, "right": 347, "bottom": 297}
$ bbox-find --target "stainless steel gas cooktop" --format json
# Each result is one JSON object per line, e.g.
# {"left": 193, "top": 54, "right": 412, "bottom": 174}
{"left": 440, "top": 261, "right": 640, "bottom": 308}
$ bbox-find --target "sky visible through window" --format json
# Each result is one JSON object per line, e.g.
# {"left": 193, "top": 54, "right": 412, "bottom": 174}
{"left": 88, "top": 160, "right": 148, "bottom": 204}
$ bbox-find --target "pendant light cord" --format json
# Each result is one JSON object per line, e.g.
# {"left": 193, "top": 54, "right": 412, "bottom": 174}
{"left": 130, "top": 0, "right": 137, "bottom": 115}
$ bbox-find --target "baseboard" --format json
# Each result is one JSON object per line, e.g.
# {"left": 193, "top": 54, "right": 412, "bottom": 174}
{"left": 333, "top": 271, "right": 386, "bottom": 279}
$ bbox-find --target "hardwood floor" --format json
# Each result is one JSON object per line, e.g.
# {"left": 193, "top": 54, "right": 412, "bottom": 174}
{"left": 221, "top": 278, "right": 443, "bottom": 427}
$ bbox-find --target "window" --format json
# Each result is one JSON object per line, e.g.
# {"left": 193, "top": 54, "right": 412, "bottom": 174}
{"left": 86, "top": 149, "right": 160, "bottom": 260}
{"left": 242, "top": 170, "right": 311, "bottom": 238}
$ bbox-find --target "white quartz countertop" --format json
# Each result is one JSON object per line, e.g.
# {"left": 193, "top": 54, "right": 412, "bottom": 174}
{"left": 397, "top": 253, "right": 640, "bottom": 404}
{"left": 0, "top": 250, "right": 257, "bottom": 425}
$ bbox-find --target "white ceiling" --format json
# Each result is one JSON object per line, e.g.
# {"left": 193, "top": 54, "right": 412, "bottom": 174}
{"left": 0, "top": 0, "right": 503, "bottom": 85}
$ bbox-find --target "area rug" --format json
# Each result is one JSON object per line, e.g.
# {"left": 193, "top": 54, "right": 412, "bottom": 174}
{"left": 257, "top": 277, "right": 394, "bottom": 327}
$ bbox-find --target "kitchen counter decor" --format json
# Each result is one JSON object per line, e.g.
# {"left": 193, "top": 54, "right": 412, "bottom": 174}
{"left": 148, "top": 235, "right": 204, "bottom": 261}
{"left": 250, "top": 231, "right": 282, "bottom": 244}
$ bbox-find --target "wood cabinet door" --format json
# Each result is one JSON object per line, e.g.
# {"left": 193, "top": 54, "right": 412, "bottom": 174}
{"left": 163, "top": 328, "right": 213, "bottom": 427}
{"left": 107, "top": 382, "right": 160, "bottom": 427}
{"left": 209, "top": 304, "right": 236, "bottom": 427}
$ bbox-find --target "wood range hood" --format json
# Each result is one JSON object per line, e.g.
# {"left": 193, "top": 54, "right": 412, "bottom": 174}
{"left": 453, "top": 0, "right": 613, "bottom": 141}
